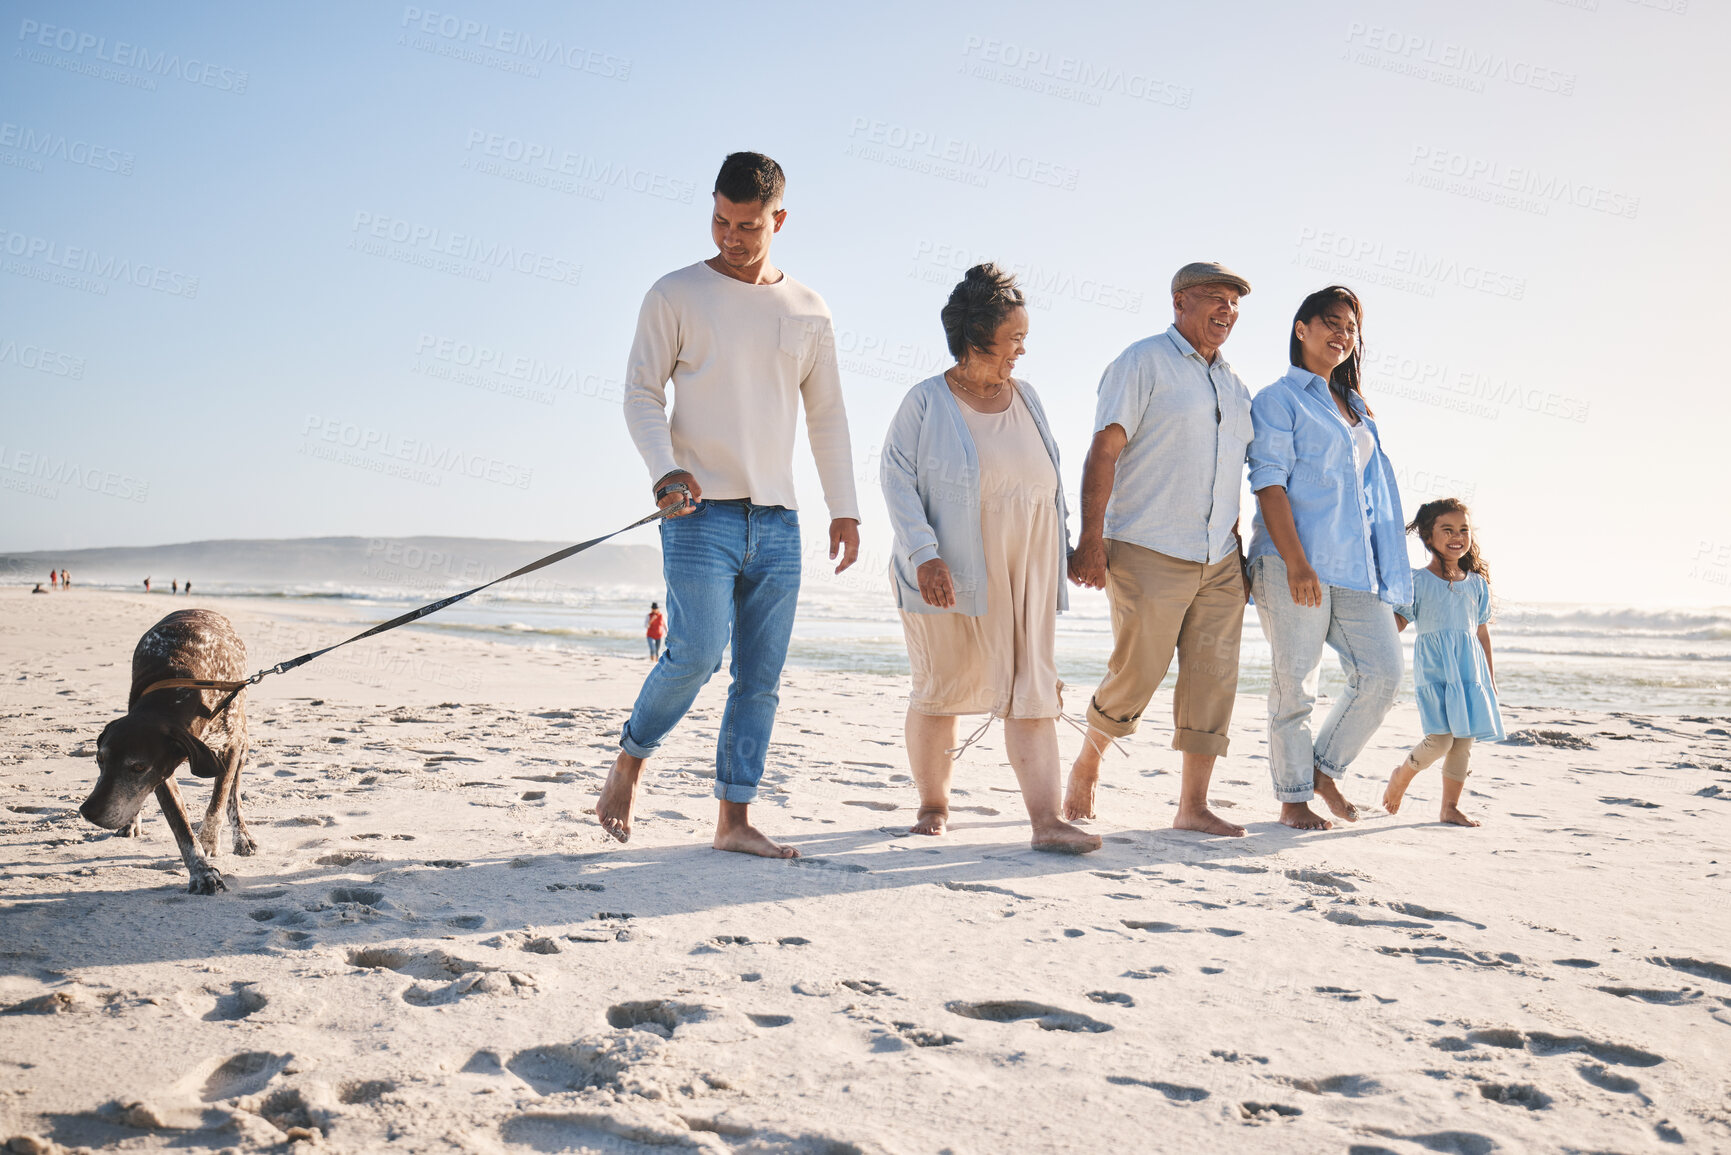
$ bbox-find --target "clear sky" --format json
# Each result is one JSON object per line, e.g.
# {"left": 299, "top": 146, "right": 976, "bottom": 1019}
{"left": 3, "top": 0, "right": 1726, "bottom": 606}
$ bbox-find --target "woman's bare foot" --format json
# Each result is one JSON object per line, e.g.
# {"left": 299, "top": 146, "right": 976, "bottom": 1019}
{"left": 1030, "top": 818, "right": 1102, "bottom": 854}
{"left": 1173, "top": 805, "right": 1247, "bottom": 837}
{"left": 714, "top": 801, "right": 800, "bottom": 858}
{"left": 1279, "top": 801, "right": 1333, "bottom": 830}
{"left": 1439, "top": 804, "right": 1480, "bottom": 827}
{"left": 1382, "top": 763, "right": 1419, "bottom": 814}
{"left": 911, "top": 806, "right": 948, "bottom": 836}
{"left": 1063, "top": 763, "right": 1098, "bottom": 821}
{"left": 594, "top": 752, "right": 645, "bottom": 843}
{"left": 1313, "top": 771, "right": 1359, "bottom": 822}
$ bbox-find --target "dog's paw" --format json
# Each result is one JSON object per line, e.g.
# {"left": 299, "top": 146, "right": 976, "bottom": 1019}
{"left": 232, "top": 832, "right": 259, "bottom": 857}
{"left": 117, "top": 816, "right": 143, "bottom": 838}
{"left": 187, "top": 868, "right": 228, "bottom": 896}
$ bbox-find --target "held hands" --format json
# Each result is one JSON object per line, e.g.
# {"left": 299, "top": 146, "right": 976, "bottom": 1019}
{"left": 829, "top": 518, "right": 860, "bottom": 574}
{"left": 1068, "top": 536, "right": 1108, "bottom": 590}
{"left": 655, "top": 471, "right": 702, "bottom": 517}
{"left": 917, "top": 557, "right": 956, "bottom": 608}
{"left": 1287, "top": 559, "right": 1324, "bottom": 608}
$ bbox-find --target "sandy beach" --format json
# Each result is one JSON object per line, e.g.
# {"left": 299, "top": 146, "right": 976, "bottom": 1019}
{"left": 3, "top": 586, "right": 1729, "bottom": 1154}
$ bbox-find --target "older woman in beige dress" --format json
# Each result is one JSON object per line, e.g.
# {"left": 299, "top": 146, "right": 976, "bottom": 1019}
{"left": 880, "top": 264, "right": 1100, "bottom": 854}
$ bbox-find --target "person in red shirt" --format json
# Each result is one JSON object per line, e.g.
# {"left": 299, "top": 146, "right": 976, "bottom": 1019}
{"left": 644, "top": 602, "right": 667, "bottom": 660}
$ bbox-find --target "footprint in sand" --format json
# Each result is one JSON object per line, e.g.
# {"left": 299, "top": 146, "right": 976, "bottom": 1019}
{"left": 747, "top": 1013, "right": 793, "bottom": 1028}
{"left": 945, "top": 999, "right": 1111, "bottom": 1033}
{"left": 942, "top": 881, "right": 1031, "bottom": 900}
{"left": 179, "top": 982, "right": 268, "bottom": 1022}
{"left": 337, "top": 1079, "right": 396, "bottom": 1105}
{"left": 1271, "top": 1073, "right": 1384, "bottom": 1097}
{"left": 347, "top": 946, "right": 534, "bottom": 1005}
{"left": 604, "top": 998, "right": 708, "bottom": 1037}
{"left": 201, "top": 1051, "right": 290, "bottom": 1100}
{"left": 841, "top": 979, "right": 893, "bottom": 996}
{"left": 1087, "top": 991, "right": 1134, "bottom": 1007}
{"left": 843, "top": 800, "right": 898, "bottom": 811}
{"left": 1238, "top": 1101, "right": 1302, "bottom": 1121}
{"left": 1107, "top": 1075, "right": 1209, "bottom": 1102}
{"left": 1649, "top": 955, "right": 1731, "bottom": 986}
{"left": 1477, "top": 1082, "right": 1552, "bottom": 1110}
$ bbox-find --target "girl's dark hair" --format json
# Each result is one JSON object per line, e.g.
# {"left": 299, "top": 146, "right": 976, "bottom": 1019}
{"left": 1290, "top": 284, "right": 1369, "bottom": 416}
{"left": 1407, "top": 498, "right": 1490, "bottom": 588}
{"left": 941, "top": 263, "right": 1025, "bottom": 361}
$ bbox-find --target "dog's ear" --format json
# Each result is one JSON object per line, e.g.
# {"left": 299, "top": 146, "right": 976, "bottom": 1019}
{"left": 95, "top": 717, "right": 120, "bottom": 756}
{"left": 171, "top": 725, "right": 226, "bottom": 779}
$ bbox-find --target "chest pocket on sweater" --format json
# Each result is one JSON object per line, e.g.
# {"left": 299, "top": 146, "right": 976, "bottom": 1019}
{"left": 778, "top": 315, "right": 827, "bottom": 378}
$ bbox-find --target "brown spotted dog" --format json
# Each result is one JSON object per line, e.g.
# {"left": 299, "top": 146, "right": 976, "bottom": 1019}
{"left": 81, "top": 609, "right": 255, "bottom": 894}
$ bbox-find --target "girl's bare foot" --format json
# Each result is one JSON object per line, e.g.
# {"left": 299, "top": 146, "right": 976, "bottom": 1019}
{"left": 1279, "top": 801, "right": 1333, "bottom": 830}
{"left": 594, "top": 752, "right": 645, "bottom": 843}
{"left": 910, "top": 806, "right": 948, "bottom": 836}
{"left": 1439, "top": 804, "right": 1480, "bottom": 827}
{"left": 1382, "top": 763, "right": 1419, "bottom": 814}
{"left": 1313, "top": 771, "right": 1359, "bottom": 822}
{"left": 1173, "top": 805, "right": 1246, "bottom": 837}
{"left": 1030, "top": 818, "right": 1102, "bottom": 854}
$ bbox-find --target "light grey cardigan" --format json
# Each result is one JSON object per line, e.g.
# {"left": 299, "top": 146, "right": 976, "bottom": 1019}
{"left": 880, "top": 375, "right": 1071, "bottom": 617}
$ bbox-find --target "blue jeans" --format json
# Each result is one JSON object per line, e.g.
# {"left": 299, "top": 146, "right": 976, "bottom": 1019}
{"left": 620, "top": 500, "right": 801, "bottom": 803}
{"left": 1251, "top": 553, "right": 1401, "bottom": 804}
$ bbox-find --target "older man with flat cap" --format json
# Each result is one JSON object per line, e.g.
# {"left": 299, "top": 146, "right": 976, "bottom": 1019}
{"left": 1066, "top": 261, "right": 1255, "bottom": 836}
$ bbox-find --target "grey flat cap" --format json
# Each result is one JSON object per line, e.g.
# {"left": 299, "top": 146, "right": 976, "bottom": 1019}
{"left": 1172, "top": 261, "right": 1251, "bottom": 296}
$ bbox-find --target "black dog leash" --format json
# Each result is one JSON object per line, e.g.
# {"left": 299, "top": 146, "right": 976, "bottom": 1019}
{"left": 139, "top": 506, "right": 679, "bottom": 715}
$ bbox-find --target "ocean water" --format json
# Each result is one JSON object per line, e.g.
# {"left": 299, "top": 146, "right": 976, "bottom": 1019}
{"left": 91, "top": 572, "right": 1731, "bottom": 716}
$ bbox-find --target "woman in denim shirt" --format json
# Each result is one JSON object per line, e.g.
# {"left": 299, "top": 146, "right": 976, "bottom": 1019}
{"left": 881, "top": 264, "right": 1099, "bottom": 854}
{"left": 1247, "top": 285, "right": 1411, "bottom": 831}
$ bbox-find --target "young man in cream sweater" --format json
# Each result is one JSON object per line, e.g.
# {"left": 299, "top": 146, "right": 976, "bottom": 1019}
{"left": 596, "top": 152, "right": 861, "bottom": 858}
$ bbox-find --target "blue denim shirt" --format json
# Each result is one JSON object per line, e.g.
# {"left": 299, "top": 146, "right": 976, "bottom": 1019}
{"left": 881, "top": 376, "right": 1070, "bottom": 617}
{"left": 1247, "top": 365, "right": 1412, "bottom": 607}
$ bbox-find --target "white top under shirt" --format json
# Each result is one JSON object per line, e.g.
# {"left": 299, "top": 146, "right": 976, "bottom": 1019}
{"left": 1350, "top": 419, "right": 1375, "bottom": 475}
{"left": 622, "top": 261, "right": 860, "bottom": 520}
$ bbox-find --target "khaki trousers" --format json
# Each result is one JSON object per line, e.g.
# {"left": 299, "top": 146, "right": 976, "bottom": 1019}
{"left": 1406, "top": 733, "right": 1474, "bottom": 782}
{"left": 1086, "top": 541, "right": 1245, "bottom": 756}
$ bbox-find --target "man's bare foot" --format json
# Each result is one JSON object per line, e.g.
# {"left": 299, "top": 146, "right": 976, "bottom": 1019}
{"left": 911, "top": 806, "right": 948, "bottom": 836}
{"left": 1279, "top": 801, "right": 1333, "bottom": 830}
{"left": 1063, "top": 763, "right": 1098, "bottom": 821}
{"left": 1313, "top": 771, "right": 1359, "bottom": 822}
{"left": 1030, "top": 819, "right": 1102, "bottom": 854}
{"left": 714, "top": 800, "right": 800, "bottom": 858}
{"left": 1172, "top": 806, "right": 1247, "bottom": 837}
{"left": 1439, "top": 804, "right": 1481, "bottom": 827}
{"left": 594, "top": 751, "right": 645, "bottom": 843}
{"left": 1382, "top": 764, "right": 1419, "bottom": 814}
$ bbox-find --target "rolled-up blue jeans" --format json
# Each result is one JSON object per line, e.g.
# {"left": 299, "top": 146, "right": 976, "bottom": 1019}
{"left": 620, "top": 500, "right": 801, "bottom": 803}
{"left": 1251, "top": 553, "right": 1401, "bottom": 804}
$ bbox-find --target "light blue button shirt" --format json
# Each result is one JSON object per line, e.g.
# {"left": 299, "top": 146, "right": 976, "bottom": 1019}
{"left": 881, "top": 376, "right": 1070, "bottom": 617}
{"left": 1093, "top": 326, "right": 1252, "bottom": 565}
{"left": 1247, "top": 365, "right": 1412, "bottom": 607}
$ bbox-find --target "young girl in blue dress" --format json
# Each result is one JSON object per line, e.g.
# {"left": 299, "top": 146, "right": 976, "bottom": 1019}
{"left": 1382, "top": 498, "right": 1503, "bottom": 826}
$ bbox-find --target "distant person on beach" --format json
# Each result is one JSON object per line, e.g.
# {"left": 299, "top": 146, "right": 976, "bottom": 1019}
{"left": 1383, "top": 499, "right": 1503, "bottom": 826}
{"left": 60, "top": 569, "right": 69, "bottom": 588}
{"left": 645, "top": 602, "right": 666, "bottom": 660}
{"left": 172, "top": 580, "right": 179, "bottom": 594}
{"left": 32, "top": 583, "right": 46, "bottom": 594}
{"left": 881, "top": 264, "right": 1100, "bottom": 854}
{"left": 597, "top": 151, "right": 861, "bottom": 859}
{"left": 143, "top": 577, "right": 151, "bottom": 592}
{"left": 49, "top": 570, "right": 58, "bottom": 590}
{"left": 1247, "top": 285, "right": 1410, "bottom": 830}
{"left": 1065, "top": 262, "right": 1256, "bottom": 838}
{"left": 185, "top": 580, "right": 191, "bottom": 596}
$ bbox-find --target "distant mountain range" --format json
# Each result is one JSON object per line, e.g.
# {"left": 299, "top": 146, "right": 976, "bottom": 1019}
{"left": 0, "top": 536, "right": 662, "bottom": 589}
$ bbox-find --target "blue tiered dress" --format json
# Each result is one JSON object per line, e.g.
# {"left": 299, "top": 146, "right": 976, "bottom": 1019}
{"left": 1395, "top": 569, "right": 1505, "bottom": 740}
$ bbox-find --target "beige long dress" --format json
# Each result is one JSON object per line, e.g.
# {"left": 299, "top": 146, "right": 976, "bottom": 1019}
{"left": 900, "top": 386, "right": 1062, "bottom": 719}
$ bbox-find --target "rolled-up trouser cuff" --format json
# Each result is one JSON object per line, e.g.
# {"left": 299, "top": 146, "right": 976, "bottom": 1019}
{"left": 1087, "top": 697, "right": 1140, "bottom": 740}
{"left": 713, "top": 782, "right": 759, "bottom": 804}
{"left": 1275, "top": 785, "right": 1315, "bottom": 803}
{"left": 1314, "top": 756, "right": 1345, "bottom": 781}
{"left": 619, "top": 724, "right": 656, "bottom": 760}
{"left": 1173, "top": 728, "right": 1229, "bottom": 757}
